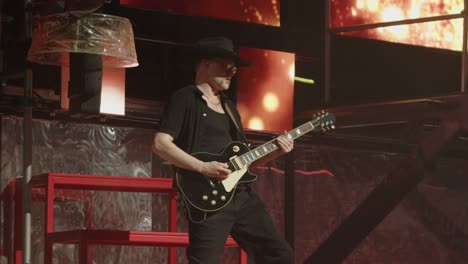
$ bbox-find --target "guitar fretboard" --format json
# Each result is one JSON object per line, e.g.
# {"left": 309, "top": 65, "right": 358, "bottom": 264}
{"left": 237, "top": 120, "right": 317, "bottom": 166}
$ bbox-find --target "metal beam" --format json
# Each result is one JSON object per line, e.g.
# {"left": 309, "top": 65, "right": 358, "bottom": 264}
{"left": 324, "top": 0, "right": 331, "bottom": 104}
{"left": 304, "top": 158, "right": 425, "bottom": 264}
{"left": 297, "top": 93, "right": 467, "bottom": 128}
{"left": 463, "top": 0, "right": 468, "bottom": 93}
{"left": 331, "top": 13, "right": 463, "bottom": 34}
{"left": 22, "top": 1, "right": 33, "bottom": 263}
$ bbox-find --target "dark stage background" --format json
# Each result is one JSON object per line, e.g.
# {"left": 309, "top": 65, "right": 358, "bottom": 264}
{"left": 2, "top": 0, "right": 468, "bottom": 263}
{"left": 1, "top": 116, "right": 468, "bottom": 263}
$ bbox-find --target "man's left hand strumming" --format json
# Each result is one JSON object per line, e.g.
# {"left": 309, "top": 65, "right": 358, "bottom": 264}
{"left": 277, "top": 132, "right": 294, "bottom": 154}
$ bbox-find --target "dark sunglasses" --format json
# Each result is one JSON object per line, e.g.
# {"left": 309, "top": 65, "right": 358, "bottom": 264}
{"left": 210, "top": 59, "right": 238, "bottom": 76}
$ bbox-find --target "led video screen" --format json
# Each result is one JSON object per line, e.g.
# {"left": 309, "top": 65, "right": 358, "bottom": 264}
{"left": 331, "top": 0, "right": 464, "bottom": 51}
{"left": 121, "top": 0, "right": 280, "bottom": 26}
{"left": 236, "top": 47, "right": 295, "bottom": 133}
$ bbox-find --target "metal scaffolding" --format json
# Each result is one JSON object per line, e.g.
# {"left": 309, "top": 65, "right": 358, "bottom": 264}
{"left": 22, "top": 0, "right": 34, "bottom": 263}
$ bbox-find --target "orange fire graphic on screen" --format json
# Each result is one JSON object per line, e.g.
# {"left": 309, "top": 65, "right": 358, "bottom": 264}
{"left": 332, "top": 0, "right": 464, "bottom": 51}
{"left": 121, "top": 0, "right": 280, "bottom": 26}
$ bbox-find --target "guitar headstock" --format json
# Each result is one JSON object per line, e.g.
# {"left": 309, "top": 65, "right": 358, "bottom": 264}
{"left": 311, "top": 110, "right": 336, "bottom": 132}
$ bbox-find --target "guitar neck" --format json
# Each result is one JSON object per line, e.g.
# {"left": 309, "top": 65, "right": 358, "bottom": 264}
{"left": 237, "top": 121, "right": 316, "bottom": 166}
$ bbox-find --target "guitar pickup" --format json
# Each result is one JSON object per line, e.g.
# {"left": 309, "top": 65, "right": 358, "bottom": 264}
{"left": 229, "top": 156, "right": 242, "bottom": 171}
{"left": 227, "top": 161, "right": 237, "bottom": 172}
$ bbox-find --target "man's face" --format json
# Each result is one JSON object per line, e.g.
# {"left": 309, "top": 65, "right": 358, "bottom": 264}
{"left": 205, "top": 58, "right": 238, "bottom": 91}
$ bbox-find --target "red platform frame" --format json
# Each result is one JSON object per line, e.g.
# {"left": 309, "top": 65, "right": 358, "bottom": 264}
{"left": 10, "top": 173, "right": 247, "bottom": 264}
{"left": 0, "top": 179, "right": 15, "bottom": 263}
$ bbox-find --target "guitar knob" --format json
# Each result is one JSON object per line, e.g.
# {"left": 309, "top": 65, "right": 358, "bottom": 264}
{"left": 220, "top": 195, "right": 226, "bottom": 201}
{"left": 202, "top": 195, "right": 208, "bottom": 201}
{"left": 210, "top": 200, "right": 217, "bottom": 206}
{"left": 232, "top": 145, "right": 240, "bottom": 152}
{"left": 212, "top": 190, "right": 218, "bottom": 196}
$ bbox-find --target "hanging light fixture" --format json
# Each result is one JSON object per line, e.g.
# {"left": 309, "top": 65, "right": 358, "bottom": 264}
{"left": 27, "top": 7, "right": 138, "bottom": 116}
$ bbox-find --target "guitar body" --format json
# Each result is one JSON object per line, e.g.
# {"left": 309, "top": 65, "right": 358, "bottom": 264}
{"left": 175, "top": 141, "right": 257, "bottom": 212}
{"left": 175, "top": 111, "right": 336, "bottom": 213}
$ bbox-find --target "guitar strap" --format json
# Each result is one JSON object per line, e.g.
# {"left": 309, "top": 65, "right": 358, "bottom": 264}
{"left": 224, "top": 101, "right": 248, "bottom": 145}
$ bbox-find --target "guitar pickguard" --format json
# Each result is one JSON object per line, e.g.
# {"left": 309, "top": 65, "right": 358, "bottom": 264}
{"left": 222, "top": 167, "right": 248, "bottom": 192}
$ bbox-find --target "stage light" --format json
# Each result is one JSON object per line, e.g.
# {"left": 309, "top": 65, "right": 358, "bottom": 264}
{"left": 28, "top": 11, "right": 138, "bottom": 116}
{"left": 263, "top": 92, "right": 279, "bottom": 112}
{"left": 288, "top": 63, "right": 295, "bottom": 81}
{"left": 247, "top": 117, "right": 265, "bottom": 130}
{"left": 294, "top": 76, "right": 315, "bottom": 84}
{"left": 61, "top": 64, "right": 126, "bottom": 115}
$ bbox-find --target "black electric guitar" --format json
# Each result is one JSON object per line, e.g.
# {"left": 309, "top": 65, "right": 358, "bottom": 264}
{"left": 175, "top": 111, "right": 336, "bottom": 212}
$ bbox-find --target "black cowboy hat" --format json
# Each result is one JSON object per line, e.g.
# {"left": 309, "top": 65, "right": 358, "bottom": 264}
{"left": 196, "top": 37, "right": 251, "bottom": 67}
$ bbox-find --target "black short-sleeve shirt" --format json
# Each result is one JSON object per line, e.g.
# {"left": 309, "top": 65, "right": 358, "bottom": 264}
{"left": 158, "top": 85, "right": 246, "bottom": 154}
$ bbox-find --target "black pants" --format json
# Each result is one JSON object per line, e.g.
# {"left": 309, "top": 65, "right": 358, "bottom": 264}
{"left": 186, "top": 188, "right": 294, "bottom": 264}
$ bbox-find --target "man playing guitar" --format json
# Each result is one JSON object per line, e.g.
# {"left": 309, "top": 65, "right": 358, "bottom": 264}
{"left": 153, "top": 37, "right": 295, "bottom": 264}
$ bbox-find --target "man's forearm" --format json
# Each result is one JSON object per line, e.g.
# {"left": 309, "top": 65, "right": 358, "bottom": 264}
{"left": 153, "top": 139, "right": 203, "bottom": 173}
